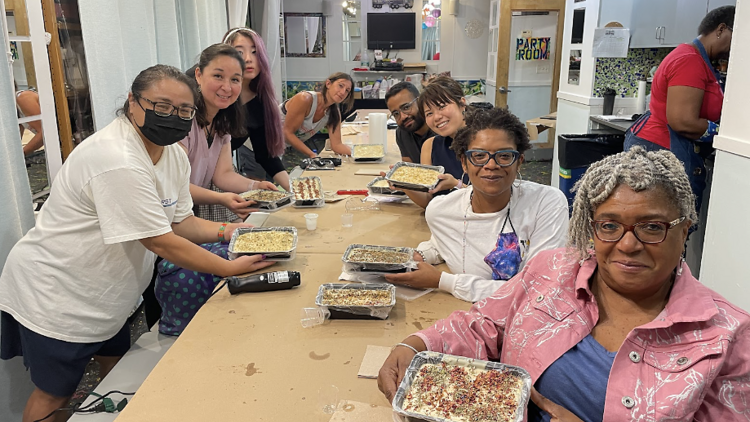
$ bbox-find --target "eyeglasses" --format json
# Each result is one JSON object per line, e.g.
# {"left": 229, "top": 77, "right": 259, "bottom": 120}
{"left": 466, "top": 149, "right": 520, "bottom": 167}
{"left": 136, "top": 95, "right": 197, "bottom": 120}
{"left": 388, "top": 98, "right": 418, "bottom": 120}
{"left": 591, "top": 217, "right": 686, "bottom": 244}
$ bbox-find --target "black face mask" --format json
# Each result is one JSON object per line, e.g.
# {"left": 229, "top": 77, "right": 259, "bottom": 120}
{"left": 135, "top": 107, "right": 193, "bottom": 147}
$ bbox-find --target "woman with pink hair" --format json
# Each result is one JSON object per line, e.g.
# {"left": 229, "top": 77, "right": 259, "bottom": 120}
{"left": 223, "top": 27, "right": 290, "bottom": 191}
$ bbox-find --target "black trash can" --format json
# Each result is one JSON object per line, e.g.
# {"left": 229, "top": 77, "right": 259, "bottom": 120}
{"left": 558, "top": 134, "right": 624, "bottom": 211}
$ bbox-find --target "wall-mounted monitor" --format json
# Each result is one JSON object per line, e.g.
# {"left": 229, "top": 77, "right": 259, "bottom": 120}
{"left": 367, "top": 13, "right": 416, "bottom": 50}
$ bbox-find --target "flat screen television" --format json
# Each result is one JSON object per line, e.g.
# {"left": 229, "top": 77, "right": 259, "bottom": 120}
{"left": 367, "top": 13, "right": 416, "bottom": 50}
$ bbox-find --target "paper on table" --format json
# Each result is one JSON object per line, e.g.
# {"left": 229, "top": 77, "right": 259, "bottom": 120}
{"left": 340, "top": 125, "right": 362, "bottom": 136}
{"left": 338, "top": 272, "right": 433, "bottom": 301}
{"left": 358, "top": 345, "right": 392, "bottom": 378}
{"left": 592, "top": 28, "right": 629, "bottom": 58}
{"left": 354, "top": 169, "right": 388, "bottom": 176}
{"left": 328, "top": 400, "right": 396, "bottom": 421}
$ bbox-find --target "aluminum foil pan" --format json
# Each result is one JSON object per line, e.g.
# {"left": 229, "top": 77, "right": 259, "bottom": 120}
{"left": 227, "top": 226, "right": 298, "bottom": 261}
{"left": 239, "top": 190, "right": 294, "bottom": 210}
{"left": 291, "top": 176, "right": 324, "bottom": 206}
{"left": 351, "top": 144, "right": 386, "bottom": 162}
{"left": 342, "top": 244, "right": 416, "bottom": 272}
{"left": 315, "top": 283, "right": 396, "bottom": 319}
{"left": 385, "top": 162, "right": 445, "bottom": 192}
{"left": 302, "top": 157, "right": 336, "bottom": 170}
{"left": 393, "top": 351, "right": 532, "bottom": 422}
{"left": 367, "top": 177, "right": 405, "bottom": 196}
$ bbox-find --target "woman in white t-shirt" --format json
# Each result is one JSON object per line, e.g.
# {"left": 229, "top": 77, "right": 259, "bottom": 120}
{"left": 385, "top": 107, "right": 569, "bottom": 302}
{"left": 0, "top": 64, "right": 274, "bottom": 422}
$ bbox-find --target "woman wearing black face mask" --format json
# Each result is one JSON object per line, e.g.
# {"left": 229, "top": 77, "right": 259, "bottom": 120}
{"left": 0, "top": 64, "right": 274, "bottom": 422}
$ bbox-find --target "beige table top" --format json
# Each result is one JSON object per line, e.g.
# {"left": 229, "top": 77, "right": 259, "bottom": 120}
{"left": 115, "top": 110, "right": 467, "bottom": 421}
{"left": 116, "top": 254, "right": 469, "bottom": 421}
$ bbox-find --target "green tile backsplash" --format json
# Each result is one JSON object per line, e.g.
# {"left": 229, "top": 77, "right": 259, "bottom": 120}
{"left": 594, "top": 48, "right": 673, "bottom": 97}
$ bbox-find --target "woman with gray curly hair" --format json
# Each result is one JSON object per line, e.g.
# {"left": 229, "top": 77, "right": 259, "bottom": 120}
{"left": 378, "top": 147, "right": 750, "bottom": 421}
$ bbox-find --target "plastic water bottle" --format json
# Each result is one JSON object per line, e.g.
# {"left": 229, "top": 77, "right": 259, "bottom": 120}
{"left": 361, "top": 50, "right": 370, "bottom": 69}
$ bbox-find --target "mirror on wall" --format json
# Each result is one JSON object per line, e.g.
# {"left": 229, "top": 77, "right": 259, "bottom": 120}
{"left": 283, "top": 13, "right": 326, "bottom": 57}
{"left": 568, "top": 49, "right": 581, "bottom": 85}
{"left": 422, "top": 0, "right": 441, "bottom": 60}
{"left": 343, "top": 1, "right": 361, "bottom": 61}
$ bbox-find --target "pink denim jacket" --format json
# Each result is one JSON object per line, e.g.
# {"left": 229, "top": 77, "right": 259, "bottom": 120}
{"left": 415, "top": 248, "right": 750, "bottom": 421}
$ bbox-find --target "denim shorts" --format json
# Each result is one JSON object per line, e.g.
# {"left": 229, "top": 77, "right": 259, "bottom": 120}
{"left": 0, "top": 311, "right": 130, "bottom": 397}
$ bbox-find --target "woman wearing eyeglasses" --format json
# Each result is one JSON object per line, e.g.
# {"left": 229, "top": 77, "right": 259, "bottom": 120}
{"left": 625, "top": 6, "right": 734, "bottom": 217}
{"left": 181, "top": 43, "right": 277, "bottom": 223}
{"left": 385, "top": 108, "right": 568, "bottom": 302}
{"left": 0, "top": 65, "right": 274, "bottom": 422}
{"left": 379, "top": 146, "right": 750, "bottom": 421}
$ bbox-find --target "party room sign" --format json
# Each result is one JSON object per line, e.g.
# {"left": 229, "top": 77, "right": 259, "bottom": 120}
{"left": 515, "top": 37, "right": 550, "bottom": 61}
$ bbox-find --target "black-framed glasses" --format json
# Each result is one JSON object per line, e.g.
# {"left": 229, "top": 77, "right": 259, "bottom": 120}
{"left": 591, "top": 217, "right": 686, "bottom": 244}
{"left": 388, "top": 98, "right": 418, "bottom": 120}
{"left": 466, "top": 149, "right": 520, "bottom": 167}
{"left": 136, "top": 95, "right": 197, "bottom": 120}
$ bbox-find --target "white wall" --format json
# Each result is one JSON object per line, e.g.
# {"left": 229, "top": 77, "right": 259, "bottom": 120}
{"left": 282, "top": 0, "right": 489, "bottom": 81}
{"left": 79, "top": 0, "right": 227, "bottom": 130}
{"left": 700, "top": 0, "right": 750, "bottom": 312}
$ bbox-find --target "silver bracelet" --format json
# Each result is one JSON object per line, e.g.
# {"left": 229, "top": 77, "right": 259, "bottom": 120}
{"left": 414, "top": 250, "right": 426, "bottom": 262}
{"left": 394, "top": 343, "right": 419, "bottom": 354}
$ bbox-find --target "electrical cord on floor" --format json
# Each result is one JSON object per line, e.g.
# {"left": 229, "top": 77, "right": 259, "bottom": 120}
{"left": 33, "top": 390, "right": 135, "bottom": 422}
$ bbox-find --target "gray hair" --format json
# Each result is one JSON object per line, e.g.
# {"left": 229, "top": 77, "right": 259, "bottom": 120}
{"left": 568, "top": 146, "right": 698, "bottom": 260}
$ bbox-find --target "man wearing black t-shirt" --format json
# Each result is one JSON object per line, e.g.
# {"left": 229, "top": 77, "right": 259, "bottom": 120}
{"left": 385, "top": 82, "right": 434, "bottom": 163}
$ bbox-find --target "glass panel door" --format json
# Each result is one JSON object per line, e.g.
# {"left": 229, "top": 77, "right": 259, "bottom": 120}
{"left": 4, "top": 0, "right": 62, "bottom": 199}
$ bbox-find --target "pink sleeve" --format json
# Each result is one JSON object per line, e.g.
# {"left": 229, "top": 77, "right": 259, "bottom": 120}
{"left": 695, "top": 317, "right": 750, "bottom": 420}
{"left": 414, "top": 261, "right": 531, "bottom": 360}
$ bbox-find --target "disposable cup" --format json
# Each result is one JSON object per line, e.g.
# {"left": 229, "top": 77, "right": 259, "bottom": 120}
{"left": 304, "top": 213, "right": 319, "bottom": 231}
{"left": 341, "top": 213, "right": 354, "bottom": 228}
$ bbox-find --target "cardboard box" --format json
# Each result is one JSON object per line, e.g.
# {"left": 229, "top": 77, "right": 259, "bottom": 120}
{"left": 526, "top": 112, "right": 557, "bottom": 141}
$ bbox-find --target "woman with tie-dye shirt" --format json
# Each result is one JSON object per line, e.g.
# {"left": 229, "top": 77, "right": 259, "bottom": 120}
{"left": 379, "top": 147, "right": 750, "bottom": 421}
{"left": 384, "top": 107, "right": 568, "bottom": 303}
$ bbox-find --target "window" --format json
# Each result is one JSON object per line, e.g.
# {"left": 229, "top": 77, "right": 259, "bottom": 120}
{"left": 421, "top": 0, "right": 440, "bottom": 60}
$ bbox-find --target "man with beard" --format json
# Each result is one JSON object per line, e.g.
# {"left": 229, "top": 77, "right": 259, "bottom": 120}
{"left": 385, "top": 82, "right": 434, "bottom": 163}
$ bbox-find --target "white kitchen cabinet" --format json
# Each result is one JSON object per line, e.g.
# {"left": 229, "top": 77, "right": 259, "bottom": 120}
{"left": 601, "top": 0, "right": 732, "bottom": 48}
{"left": 663, "top": 0, "right": 712, "bottom": 45}
{"left": 629, "top": 0, "right": 678, "bottom": 48}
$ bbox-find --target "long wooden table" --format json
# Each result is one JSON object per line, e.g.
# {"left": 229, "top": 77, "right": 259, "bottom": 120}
{"left": 115, "top": 111, "right": 470, "bottom": 421}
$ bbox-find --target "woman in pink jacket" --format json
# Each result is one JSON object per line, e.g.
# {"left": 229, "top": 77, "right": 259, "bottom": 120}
{"left": 378, "top": 147, "right": 750, "bottom": 421}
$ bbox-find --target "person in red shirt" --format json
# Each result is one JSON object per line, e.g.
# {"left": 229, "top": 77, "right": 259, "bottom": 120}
{"left": 625, "top": 6, "right": 734, "bottom": 217}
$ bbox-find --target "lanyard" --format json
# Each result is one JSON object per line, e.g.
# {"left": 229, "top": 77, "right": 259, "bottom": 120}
{"left": 692, "top": 38, "right": 723, "bottom": 93}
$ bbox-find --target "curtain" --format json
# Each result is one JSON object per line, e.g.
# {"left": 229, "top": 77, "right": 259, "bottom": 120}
{"left": 422, "top": 26, "right": 438, "bottom": 61}
{"left": 227, "top": 0, "right": 249, "bottom": 28}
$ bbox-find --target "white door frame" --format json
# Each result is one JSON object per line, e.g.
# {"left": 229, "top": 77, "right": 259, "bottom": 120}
{"left": 3, "top": 0, "right": 62, "bottom": 183}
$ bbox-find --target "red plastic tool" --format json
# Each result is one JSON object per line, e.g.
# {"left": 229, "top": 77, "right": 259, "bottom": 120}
{"left": 336, "top": 190, "right": 368, "bottom": 195}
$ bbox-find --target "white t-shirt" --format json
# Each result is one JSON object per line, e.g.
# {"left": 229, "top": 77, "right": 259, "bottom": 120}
{"left": 0, "top": 116, "right": 193, "bottom": 343}
{"left": 418, "top": 181, "right": 569, "bottom": 302}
